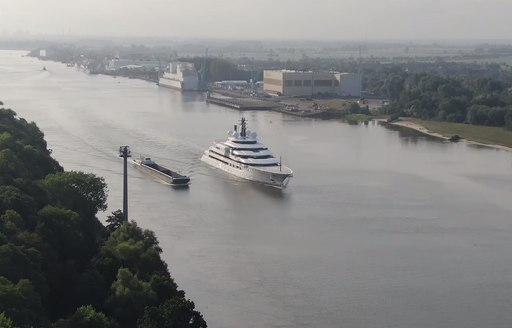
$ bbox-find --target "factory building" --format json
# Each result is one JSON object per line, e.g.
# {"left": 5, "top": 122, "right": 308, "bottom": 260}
{"left": 263, "top": 70, "right": 361, "bottom": 97}
{"left": 335, "top": 73, "right": 362, "bottom": 97}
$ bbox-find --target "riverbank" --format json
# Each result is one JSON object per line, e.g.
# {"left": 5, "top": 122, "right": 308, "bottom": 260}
{"left": 379, "top": 117, "right": 512, "bottom": 151}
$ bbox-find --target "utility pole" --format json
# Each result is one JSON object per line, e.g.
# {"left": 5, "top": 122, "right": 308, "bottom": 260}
{"left": 118, "top": 146, "right": 131, "bottom": 221}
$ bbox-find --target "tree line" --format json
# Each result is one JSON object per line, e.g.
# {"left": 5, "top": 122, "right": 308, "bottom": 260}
{"left": 0, "top": 107, "right": 206, "bottom": 327}
{"left": 379, "top": 72, "right": 512, "bottom": 130}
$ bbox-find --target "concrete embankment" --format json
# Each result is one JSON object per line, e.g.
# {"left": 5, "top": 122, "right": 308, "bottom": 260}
{"left": 207, "top": 92, "right": 344, "bottom": 117}
{"left": 206, "top": 93, "right": 278, "bottom": 110}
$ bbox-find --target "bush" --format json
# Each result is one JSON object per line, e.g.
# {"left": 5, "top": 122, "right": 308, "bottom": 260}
{"left": 387, "top": 112, "right": 401, "bottom": 122}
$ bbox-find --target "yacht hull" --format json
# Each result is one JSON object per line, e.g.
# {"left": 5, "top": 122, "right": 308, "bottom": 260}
{"left": 201, "top": 152, "right": 292, "bottom": 188}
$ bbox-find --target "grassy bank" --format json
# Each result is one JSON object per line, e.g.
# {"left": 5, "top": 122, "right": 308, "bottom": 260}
{"left": 407, "top": 118, "right": 512, "bottom": 148}
{"left": 346, "top": 113, "right": 373, "bottom": 123}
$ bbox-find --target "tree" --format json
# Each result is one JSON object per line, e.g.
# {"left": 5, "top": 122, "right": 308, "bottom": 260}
{"left": 385, "top": 75, "right": 404, "bottom": 102}
{"left": 105, "top": 268, "right": 157, "bottom": 328}
{"left": 438, "top": 83, "right": 457, "bottom": 98}
{"left": 0, "top": 312, "right": 15, "bottom": 328}
{"left": 0, "top": 109, "right": 61, "bottom": 176}
{"left": 466, "top": 104, "right": 490, "bottom": 125}
{"left": 54, "top": 305, "right": 118, "bottom": 328}
{"left": 0, "top": 210, "right": 24, "bottom": 236}
{"left": 0, "top": 186, "right": 36, "bottom": 219}
{"left": 36, "top": 206, "right": 86, "bottom": 261}
{"left": 347, "top": 102, "right": 360, "bottom": 114}
{"left": 0, "top": 149, "right": 27, "bottom": 185}
{"left": 0, "top": 277, "right": 48, "bottom": 327}
{"left": 505, "top": 109, "right": 512, "bottom": 131}
{"left": 0, "top": 243, "right": 47, "bottom": 299}
{"left": 96, "top": 221, "right": 167, "bottom": 282}
{"left": 488, "top": 107, "right": 507, "bottom": 126}
{"left": 484, "top": 79, "right": 504, "bottom": 93}
{"left": 106, "top": 210, "right": 124, "bottom": 233}
{"left": 35, "top": 206, "right": 105, "bottom": 318}
{"left": 438, "top": 99, "right": 466, "bottom": 122}
{"left": 137, "top": 297, "right": 207, "bottom": 328}
{"left": 43, "top": 171, "right": 107, "bottom": 218}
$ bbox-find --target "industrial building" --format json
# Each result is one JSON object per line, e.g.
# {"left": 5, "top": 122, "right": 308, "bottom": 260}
{"left": 263, "top": 70, "right": 362, "bottom": 97}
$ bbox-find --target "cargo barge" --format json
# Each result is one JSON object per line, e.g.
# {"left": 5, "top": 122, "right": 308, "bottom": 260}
{"left": 132, "top": 157, "right": 190, "bottom": 186}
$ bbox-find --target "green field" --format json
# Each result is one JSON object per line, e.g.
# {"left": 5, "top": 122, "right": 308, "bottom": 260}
{"left": 408, "top": 118, "right": 512, "bottom": 148}
{"left": 346, "top": 113, "right": 373, "bottom": 123}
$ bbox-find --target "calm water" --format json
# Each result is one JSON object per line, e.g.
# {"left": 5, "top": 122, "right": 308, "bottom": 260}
{"left": 2, "top": 50, "right": 512, "bottom": 328}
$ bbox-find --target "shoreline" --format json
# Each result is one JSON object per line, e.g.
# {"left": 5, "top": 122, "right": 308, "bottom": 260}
{"left": 376, "top": 118, "right": 512, "bottom": 152}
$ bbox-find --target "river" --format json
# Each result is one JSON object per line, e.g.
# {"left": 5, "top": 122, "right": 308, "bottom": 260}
{"left": 2, "top": 50, "right": 512, "bottom": 328}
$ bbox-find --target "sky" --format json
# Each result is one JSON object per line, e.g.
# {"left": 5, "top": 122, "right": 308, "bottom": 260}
{"left": 0, "top": 0, "right": 511, "bottom": 41}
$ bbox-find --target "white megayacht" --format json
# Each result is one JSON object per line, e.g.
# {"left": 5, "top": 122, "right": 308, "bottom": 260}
{"left": 201, "top": 118, "right": 293, "bottom": 188}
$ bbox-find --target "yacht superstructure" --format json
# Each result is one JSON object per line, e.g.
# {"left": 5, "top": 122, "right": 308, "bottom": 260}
{"left": 201, "top": 118, "right": 293, "bottom": 188}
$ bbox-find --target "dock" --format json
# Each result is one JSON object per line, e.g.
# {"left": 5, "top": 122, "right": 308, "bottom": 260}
{"left": 272, "top": 107, "right": 340, "bottom": 118}
{"left": 206, "top": 93, "right": 278, "bottom": 110}
{"left": 206, "top": 91, "right": 345, "bottom": 118}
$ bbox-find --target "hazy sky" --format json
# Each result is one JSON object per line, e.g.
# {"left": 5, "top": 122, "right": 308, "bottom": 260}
{"left": 0, "top": 0, "right": 511, "bottom": 40}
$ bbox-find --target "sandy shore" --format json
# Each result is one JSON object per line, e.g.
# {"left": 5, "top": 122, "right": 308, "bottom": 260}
{"left": 375, "top": 118, "right": 512, "bottom": 152}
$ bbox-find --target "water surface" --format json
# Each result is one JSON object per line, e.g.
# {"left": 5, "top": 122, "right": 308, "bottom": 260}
{"left": 1, "top": 50, "right": 512, "bottom": 328}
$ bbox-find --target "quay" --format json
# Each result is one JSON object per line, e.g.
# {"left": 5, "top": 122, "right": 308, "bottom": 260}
{"left": 206, "top": 91, "right": 346, "bottom": 118}
{"left": 206, "top": 92, "right": 278, "bottom": 110}
{"left": 272, "top": 106, "right": 336, "bottom": 118}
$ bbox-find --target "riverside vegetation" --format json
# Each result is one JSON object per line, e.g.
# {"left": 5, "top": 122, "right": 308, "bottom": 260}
{"left": 377, "top": 72, "right": 512, "bottom": 147}
{"left": 380, "top": 72, "right": 512, "bottom": 129}
{"left": 0, "top": 107, "right": 206, "bottom": 327}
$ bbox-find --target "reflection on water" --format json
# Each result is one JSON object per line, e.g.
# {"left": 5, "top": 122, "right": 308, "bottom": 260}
{"left": 170, "top": 185, "right": 191, "bottom": 191}
{"left": 2, "top": 50, "right": 512, "bottom": 328}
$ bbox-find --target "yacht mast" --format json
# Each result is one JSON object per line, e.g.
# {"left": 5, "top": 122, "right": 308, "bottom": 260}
{"left": 240, "top": 117, "right": 247, "bottom": 138}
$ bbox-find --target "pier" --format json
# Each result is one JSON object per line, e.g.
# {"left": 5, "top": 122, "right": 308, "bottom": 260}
{"left": 206, "top": 92, "right": 278, "bottom": 110}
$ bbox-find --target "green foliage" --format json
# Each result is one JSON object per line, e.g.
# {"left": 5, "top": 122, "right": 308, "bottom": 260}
{"left": 137, "top": 297, "right": 207, "bottom": 328}
{"left": 345, "top": 114, "right": 372, "bottom": 124}
{"left": 36, "top": 206, "right": 86, "bottom": 261}
{"left": 387, "top": 112, "right": 401, "bottom": 122}
{"left": 97, "top": 221, "right": 166, "bottom": 282}
{"left": 208, "top": 58, "right": 249, "bottom": 82}
{"left": 385, "top": 75, "right": 404, "bottom": 102}
{"left": 0, "top": 149, "right": 27, "bottom": 185}
{"left": 381, "top": 72, "right": 512, "bottom": 128}
{"left": 149, "top": 272, "right": 180, "bottom": 303}
{"left": 467, "top": 105, "right": 510, "bottom": 126}
{"left": 0, "top": 108, "right": 62, "bottom": 179}
{"left": 347, "top": 102, "right": 361, "bottom": 114}
{"left": 505, "top": 110, "right": 512, "bottom": 131}
{"left": 54, "top": 305, "right": 118, "bottom": 328}
{"left": 106, "top": 210, "right": 124, "bottom": 233}
{"left": 0, "top": 109, "right": 206, "bottom": 327}
{"left": 0, "top": 186, "right": 36, "bottom": 219}
{"left": 106, "top": 268, "right": 157, "bottom": 328}
{"left": 43, "top": 171, "right": 108, "bottom": 218}
{"left": 0, "top": 244, "right": 47, "bottom": 298}
{"left": 0, "top": 277, "right": 48, "bottom": 328}
{"left": 0, "top": 210, "right": 24, "bottom": 236}
{"left": 408, "top": 118, "right": 512, "bottom": 148}
{"left": 0, "top": 312, "right": 15, "bottom": 328}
